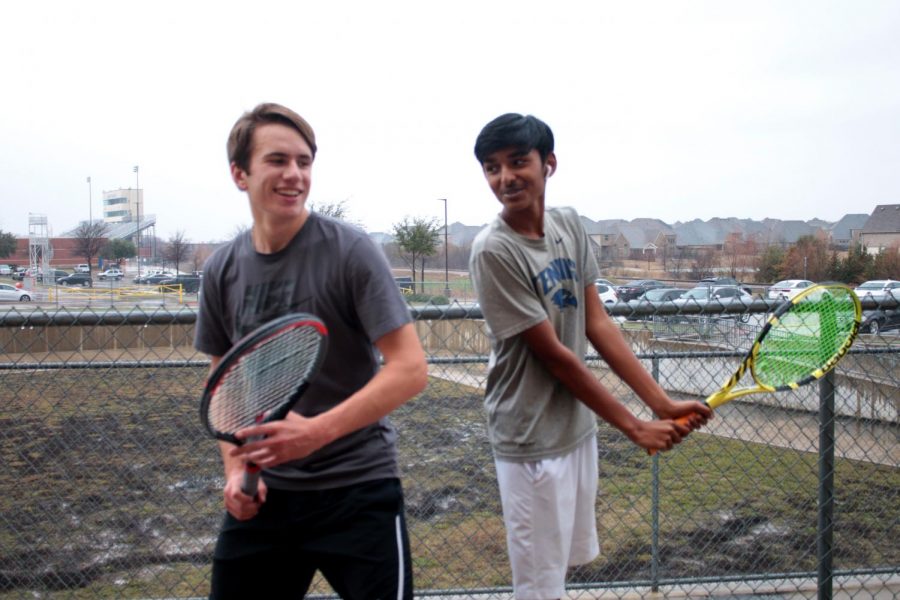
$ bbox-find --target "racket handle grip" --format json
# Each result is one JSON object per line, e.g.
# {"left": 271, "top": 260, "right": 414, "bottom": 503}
{"left": 241, "top": 463, "right": 261, "bottom": 497}
{"left": 673, "top": 414, "right": 693, "bottom": 427}
{"left": 648, "top": 413, "right": 698, "bottom": 456}
{"left": 240, "top": 431, "right": 265, "bottom": 497}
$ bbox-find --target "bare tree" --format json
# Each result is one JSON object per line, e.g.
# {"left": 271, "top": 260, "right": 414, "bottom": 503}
{"left": 670, "top": 247, "right": 688, "bottom": 278}
{"left": 310, "top": 200, "right": 349, "bottom": 220}
{"left": 73, "top": 222, "right": 109, "bottom": 275}
{"left": 311, "top": 199, "right": 365, "bottom": 229}
{"left": 163, "top": 231, "right": 192, "bottom": 274}
{"left": 724, "top": 232, "right": 743, "bottom": 278}
{"left": 192, "top": 244, "right": 216, "bottom": 273}
{"left": 690, "top": 248, "right": 717, "bottom": 280}
{"left": 231, "top": 224, "right": 251, "bottom": 239}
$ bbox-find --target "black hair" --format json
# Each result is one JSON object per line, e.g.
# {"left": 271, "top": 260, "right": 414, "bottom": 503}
{"left": 473, "top": 113, "right": 554, "bottom": 164}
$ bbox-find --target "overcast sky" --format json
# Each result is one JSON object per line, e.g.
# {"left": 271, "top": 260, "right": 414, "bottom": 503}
{"left": 2, "top": 1, "right": 898, "bottom": 242}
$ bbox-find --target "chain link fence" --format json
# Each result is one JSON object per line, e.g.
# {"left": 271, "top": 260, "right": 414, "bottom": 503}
{"left": 0, "top": 296, "right": 897, "bottom": 599}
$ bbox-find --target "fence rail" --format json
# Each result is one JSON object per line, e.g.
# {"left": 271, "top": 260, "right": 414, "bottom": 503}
{"left": 0, "top": 300, "right": 897, "bottom": 599}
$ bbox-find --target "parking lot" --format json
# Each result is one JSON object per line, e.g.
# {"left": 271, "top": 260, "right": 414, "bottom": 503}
{"left": 0, "top": 274, "right": 200, "bottom": 309}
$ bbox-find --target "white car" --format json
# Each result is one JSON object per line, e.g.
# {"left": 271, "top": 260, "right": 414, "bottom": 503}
{"left": 0, "top": 283, "right": 31, "bottom": 302}
{"left": 767, "top": 279, "right": 816, "bottom": 301}
{"left": 595, "top": 282, "right": 618, "bottom": 305}
{"left": 74, "top": 264, "right": 91, "bottom": 273}
{"left": 672, "top": 285, "right": 753, "bottom": 322}
{"left": 97, "top": 268, "right": 124, "bottom": 281}
{"left": 855, "top": 280, "right": 900, "bottom": 303}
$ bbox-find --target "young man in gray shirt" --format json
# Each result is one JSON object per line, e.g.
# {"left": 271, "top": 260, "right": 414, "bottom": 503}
{"left": 195, "top": 102, "right": 427, "bottom": 599}
{"left": 469, "top": 113, "right": 710, "bottom": 600}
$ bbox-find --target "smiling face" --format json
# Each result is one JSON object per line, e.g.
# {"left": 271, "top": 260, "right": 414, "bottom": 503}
{"left": 231, "top": 122, "right": 313, "bottom": 229}
{"left": 481, "top": 147, "right": 556, "bottom": 222}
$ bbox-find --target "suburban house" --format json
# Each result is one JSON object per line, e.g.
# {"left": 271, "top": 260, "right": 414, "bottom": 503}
{"left": 670, "top": 217, "right": 830, "bottom": 253}
{"left": 582, "top": 218, "right": 675, "bottom": 264}
{"left": 856, "top": 204, "right": 900, "bottom": 254}
{"left": 829, "top": 214, "right": 870, "bottom": 249}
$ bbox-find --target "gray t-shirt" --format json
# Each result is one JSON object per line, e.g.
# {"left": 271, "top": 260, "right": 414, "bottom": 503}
{"left": 469, "top": 207, "right": 601, "bottom": 461}
{"left": 195, "top": 213, "right": 412, "bottom": 490}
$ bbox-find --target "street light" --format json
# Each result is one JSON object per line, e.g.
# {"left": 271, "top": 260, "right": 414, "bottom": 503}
{"left": 134, "top": 165, "right": 140, "bottom": 278}
{"left": 438, "top": 198, "right": 450, "bottom": 297}
{"left": 86, "top": 176, "right": 92, "bottom": 224}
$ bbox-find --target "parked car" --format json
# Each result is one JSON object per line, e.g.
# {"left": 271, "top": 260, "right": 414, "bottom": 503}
{"left": 639, "top": 287, "right": 686, "bottom": 303}
{"left": 700, "top": 276, "right": 740, "bottom": 285}
{"left": 860, "top": 308, "right": 900, "bottom": 335}
{"left": 674, "top": 285, "right": 753, "bottom": 322}
{"left": 37, "top": 269, "right": 69, "bottom": 283}
{"left": 854, "top": 280, "right": 900, "bottom": 304}
{"left": 699, "top": 276, "right": 753, "bottom": 295}
{"left": 134, "top": 270, "right": 175, "bottom": 284}
{"left": 56, "top": 273, "right": 93, "bottom": 287}
{"left": 97, "top": 268, "right": 125, "bottom": 281}
{"left": 595, "top": 282, "right": 618, "bottom": 306}
{"left": 594, "top": 278, "right": 616, "bottom": 288}
{"left": 679, "top": 285, "right": 752, "bottom": 302}
{"left": 0, "top": 265, "right": 11, "bottom": 276}
{"left": 15, "top": 268, "right": 50, "bottom": 281}
{"left": 624, "top": 287, "right": 685, "bottom": 321}
{"left": 74, "top": 264, "right": 91, "bottom": 273}
{"left": 767, "top": 279, "right": 816, "bottom": 301}
{"left": 145, "top": 272, "right": 181, "bottom": 285}
{"left": 615, "top": 279, "right": 668, "bottom": 302}
{"left": 0, "top": 283, "right": 31, "bottom": 302}
{"left": 157, "top": 274, "right": 202, "bottom": 293}
{"left": 11, "top": 267, "right": 26, "bottom": 281}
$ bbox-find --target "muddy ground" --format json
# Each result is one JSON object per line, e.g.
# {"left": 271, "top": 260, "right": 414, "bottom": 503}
{"left": 0, "top": 369, "right": 897, "bottom": 598}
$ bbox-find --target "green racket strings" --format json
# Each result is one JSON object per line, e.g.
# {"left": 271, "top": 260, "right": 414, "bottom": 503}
{"left": 753, "top": 286, "right": 859, "bottom": 389}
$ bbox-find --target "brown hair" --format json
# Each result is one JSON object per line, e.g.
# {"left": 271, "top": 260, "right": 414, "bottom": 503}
{"left": 227, "top": 103, "right": 317, "bottom": 172}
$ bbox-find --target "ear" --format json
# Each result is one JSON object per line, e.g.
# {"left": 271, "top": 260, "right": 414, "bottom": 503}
{"left": 231, "top": 163, "right": 248, "bottom": 191}
{"left": 544, "top": 153, "right": 557, "bottom": 178}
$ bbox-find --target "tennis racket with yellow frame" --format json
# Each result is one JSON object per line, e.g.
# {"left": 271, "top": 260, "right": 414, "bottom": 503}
{"left": 669, "top": 283, "right": 861, "bottom": 436}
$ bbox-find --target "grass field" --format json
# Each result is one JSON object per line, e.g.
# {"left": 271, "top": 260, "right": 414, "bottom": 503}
{"left": 0, "top": 369, "right": 897, "bottom": 598}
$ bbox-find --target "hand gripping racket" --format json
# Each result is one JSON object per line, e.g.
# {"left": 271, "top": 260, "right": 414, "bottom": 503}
{"left": 200, "top": 313, "right": 328, "bottom": 496}
{"left": 658, "top": 284, "right": 861, "bottom": 451}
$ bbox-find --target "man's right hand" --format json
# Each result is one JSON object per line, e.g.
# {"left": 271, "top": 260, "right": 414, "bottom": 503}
{"left": 628, "top": 418, "right": 693, "bottom": 453}
{"left": 223, "top": 470, "right": 267, "bottom": 520}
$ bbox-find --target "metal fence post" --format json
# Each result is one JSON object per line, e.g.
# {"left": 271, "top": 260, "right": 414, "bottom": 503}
{"left": 817, "top": 369, "right": 836, "bottom": 600}
{"left": 651, "top": 355, "right": 661, "bottom": 593}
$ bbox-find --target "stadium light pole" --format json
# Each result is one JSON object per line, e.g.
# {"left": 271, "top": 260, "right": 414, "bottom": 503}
{"left": 134, "top": 165, "right": 140, "bottom": 278}
{"left": 438, "top": 198, "right": 450, "bottom": 297}
{"left": 86, "top": 176, "right": 92, "bottom": 224}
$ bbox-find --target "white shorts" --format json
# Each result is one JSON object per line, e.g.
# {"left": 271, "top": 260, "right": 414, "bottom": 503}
{"left": 494, "top": 434, "right": 600, "bottom": 600}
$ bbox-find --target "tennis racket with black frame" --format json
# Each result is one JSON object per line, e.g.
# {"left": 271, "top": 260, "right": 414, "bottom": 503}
{"left": 656, "top": 283, "right": 861, "bottom": 453}
{"left": 200, "top": 313, "right": 328, "bottom": 496}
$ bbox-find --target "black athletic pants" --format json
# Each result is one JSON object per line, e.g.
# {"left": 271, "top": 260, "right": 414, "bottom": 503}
{"left": 209, "top": 478, "right": 413, "bottom": 599}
